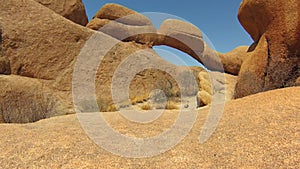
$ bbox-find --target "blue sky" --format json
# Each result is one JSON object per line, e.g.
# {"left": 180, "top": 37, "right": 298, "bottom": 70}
{"left": 82, "top": 0, "right": 252, "bottom": 66}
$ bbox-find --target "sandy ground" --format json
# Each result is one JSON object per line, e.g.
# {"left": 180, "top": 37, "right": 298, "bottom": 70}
{"left": 0, "top": 87, "right": 299, "bottom": 168}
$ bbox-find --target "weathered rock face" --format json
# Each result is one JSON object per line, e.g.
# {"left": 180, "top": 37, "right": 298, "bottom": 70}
{"left": 196, "top": 71, "right": 237, "bottom": 107}
{"left": 93, "top": 3, "right": 152, "bottom": 26}
{"left": 94, "top": 42, "right": 181, "bottom": 111}
{"left": 88, "top": 5, "right": 225, "bottom": 74}
{"left": 235, "top": 0, "right": 300, "bottom": 98}
{"left": 0, "top": 26, "right": 11, "bottom": 75}
{"left": 87, "top": 18, "right": 156, "bottom": 45}
{"left": 94, "top": 41, "right": 202, "bottom": 111}
{"left": 0, "top": 0, "right": 97, "bottom": 114}
{"left": 156, "top": 20, "right": 248, "bottom": 76}
{"left": 87, "top": 4, "right": 245, "bottom": 76}
{"left": 0, "top": 0, "right": 93, "bottom": 84}
{"left": 217, "top": 46, "right": 249, "bottom": 75}
{"left": 0, "top": 57, "right": 10, "bottom": 75}
{"left": 0, "top": 0, "right": 203, "bottom": 114}
{"left": 200, "top": 43, "right": 249, "bottom": 75}
{"left": 197, "top": 90, "right": 211, "bottom": 107}
{"left": 156, "top": 19, "right": 205, "bottom": 65}
{"left": 234, "top": 35, "right": 269, "bottom": 98}
{"left": 87, "top": 3, "right": 156, "bottom": 45}
{"left": 0, "top": 0, "right": 241, "bottom": 116}
{"left": 0, "top": 75, "right": 68, "bottom": 123}
{"left": 35, "top": 0, "right": 88, "bottom": 26}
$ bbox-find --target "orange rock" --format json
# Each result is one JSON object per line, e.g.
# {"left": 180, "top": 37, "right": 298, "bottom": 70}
{"left": 35, "top": 0, "right": 88, "bottom": 26}
{"left": 93, "top": 3, "right": 152, "bottom": 26}
{"left": 0, "top": 26, "right": 10, "bottom": 75}
{"left": 234, "top": 35, "right": 269, "bottom": 98}
{"left": 156, "top": 19, "right": 205, "bottom": 66}
{"left": 235, "top": 0, "right": 300, "bottom": 98}
{"left": 87, "top": 3, "right": 156, "bottom": 46}
{"left": 217, "top": 46, "right": 249, "bottom": 75}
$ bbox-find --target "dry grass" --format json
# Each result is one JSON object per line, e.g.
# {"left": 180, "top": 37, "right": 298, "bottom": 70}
{"left": 131, "top": 95, "right": 148, "bottom": 105}
{"left": 166, "top": 101, "right": 179, "bottom": 110}
{"left": 0, "top": 87, "right": 300, "bottom": 168}
{"left": 106, "top": 104, "right": 118, "bottom": 112}
{"left": 140, "top": 100, "right": 179, "bottom": 110}
{"left": 140, "top": 103, "right": 152, "bottom": 110}
{"left": 0, "top": 91, "right": 57, "bottom": 123}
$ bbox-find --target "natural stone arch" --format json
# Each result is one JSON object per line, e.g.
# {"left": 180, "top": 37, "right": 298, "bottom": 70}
{"left": 86, "top": 4, "right": 245, "bottom": 75}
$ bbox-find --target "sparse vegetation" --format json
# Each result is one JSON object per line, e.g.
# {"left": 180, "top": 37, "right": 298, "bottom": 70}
{"left": 106, "top": 104, "right": 118, "bottom": 112}
{"left": 153, "top": 100, "right": 179, "bottom": 110}
{"left": 140, "top": 103, "right": 152, "bottom": 110}
{"left": 97, "top": 99, "right": 119, "bottom": 112}
{"left": 130, "top": 95, "right": 148, "bottom": 105}
{"left": 0, "top": 90, "right": 57, "bottom": 123}
{"left": 166, "top": 101, "right": 179, "bottom": 110}
{"left": 77, "top": 99, "right": 119, "bottom": 112}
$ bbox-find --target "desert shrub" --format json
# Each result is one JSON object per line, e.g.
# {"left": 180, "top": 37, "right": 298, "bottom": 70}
{"left": 0, "top": 90, "right": 57, "bottom": 123}
{"left": 130, "top": 95, "right": 148, "bottom": 105}
{"left": 76, "top": 99, "right": 119, "bottom": 112}
{"left": 97, "top": 99, "right": 119, "bottom": 112}
{"left": 166, "top": 101, "right": 179, "bottom": 110}
{"left": 106, "top": 104, "right": 118, "bottom": 112}
{"left": 154, "top": 100, "right": 179, "bottom": 110}
{"left": 140, "top": 103, "right": 152, "bottom": 110}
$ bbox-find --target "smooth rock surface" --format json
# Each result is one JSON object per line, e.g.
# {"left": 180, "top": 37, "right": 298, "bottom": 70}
{"left": 87, "top": 3, "right": 156, "bottom": 45}
{"left": 236, "top": 0, "right": 300, "bottom": 98}
{"left": 156, "top": 19, "right": 205, "bottom": 65}
{"left": 217, "top": 46, "right": 249, "bottom": 75}
{"left": 35, "top": 0, "right": 88, "bottom": 26}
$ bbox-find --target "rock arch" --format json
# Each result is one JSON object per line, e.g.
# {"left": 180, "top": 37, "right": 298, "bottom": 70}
{"left": 86, "top": 3, "right": 243, "bottom": 75}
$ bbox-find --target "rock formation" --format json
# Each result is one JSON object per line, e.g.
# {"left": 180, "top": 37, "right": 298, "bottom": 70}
{"left": 87, "top": 3, "right": 156, "bottom": 46}
{"left": 94, "top": 42, "right": 191, "bottom": 111}
{"left": 5, "top": 0, "right": 293, "bottom": 120}
{"left": 155, "top": 19, "right": 205, "bottom": 66}
{"left": 0, "top": 75, "right": 68, "bottom": 123}
{"left": 196, "top": 71, "right": 237, "bottom": 107}
{"left": 217, "top": 46, "right": 249, "bottom": 75}
{"left": 0, "top": 0, "right": 95, "bottom": 116}
{"left": 0, "top": 0, "right": 299, "bottom": 167}
{"left": 0, "top": 26, "right": 11, "bottom": 75}
{"left": 35, "top": 0, "right": 88, "bottom": 26}
{"left": 93, "top": 3, "right": 152, "bottom": 26}
{"left": 235, "top": 0, "right": 300, "bottom": 98}
{"left": 86, "top": 4, "right": 245, "bottom": 75}
{"left": 0, "top": 0, "right": 210, "bottom": 118}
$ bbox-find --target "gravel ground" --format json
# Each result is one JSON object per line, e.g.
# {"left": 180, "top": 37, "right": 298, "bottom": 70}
{"left": 0, "top": 87, "right": 299, "bottom": 168}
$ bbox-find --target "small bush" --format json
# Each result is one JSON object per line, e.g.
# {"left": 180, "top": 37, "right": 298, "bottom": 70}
{"left": 107, "top": 104, "right": 118, "bottom": 112}
{"left": 140, "top": 103, "right": 152, "bottom": 110}
{"left": 0, "top": 91, "right": 57, "bottom": 123}
{"left": 130, "top": 95, "right": 148, "bottom": 105}
{"left": 166, "top": 101, "right": 179, "bottom": 110}
{"left": 77, "top": 99, "right": 119, "bottom": 112}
